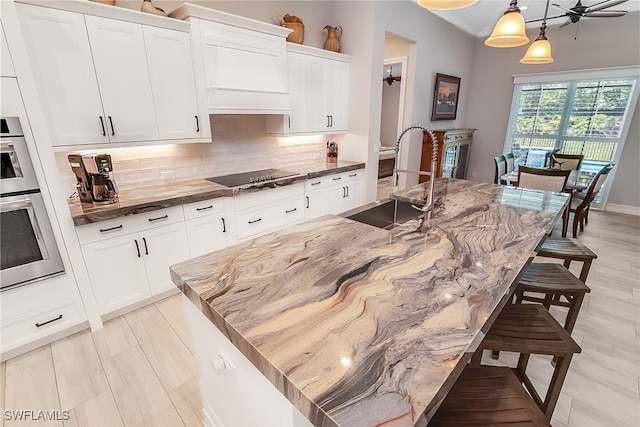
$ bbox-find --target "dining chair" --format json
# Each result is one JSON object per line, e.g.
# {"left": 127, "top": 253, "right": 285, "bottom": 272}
{"left": 505, "top": 152, "right": 515, "bottom": 173}
{"left": 565, "top": 163, "right": 614, "bottom": 238}
{"left": 494, "top": 155, "right": 506, "bottom": 184}
{"left": 551, "top": 153, "right": 583, "bottom": 171}
{"left": 517, "top": 166, "right": 571, "bottom": 193}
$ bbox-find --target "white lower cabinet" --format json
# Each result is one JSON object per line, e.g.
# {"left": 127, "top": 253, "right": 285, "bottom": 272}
{"left": 77, "top": 206, "right": 190, "bottom": 315}
{"left": 304, "top": 171, "right": 363, "bottom": 220}
{"left": 234, "top": 184, "right": 305, "bottom": 241}
{"left": 183, "top": 198, "right": 229, "bottom": 258}
{"left": 184, "top": 297, "right": 312, "bottom": 427}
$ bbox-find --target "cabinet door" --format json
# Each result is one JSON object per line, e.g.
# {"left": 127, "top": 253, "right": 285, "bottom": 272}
{"left": 16, "top": 5, "right": 107, "bottom": 146}
{"left": 442, "top": 143, "right": 457, "bottom": 179}
{"left": 185, "top": 214, "right": 228, "bottom": 258}
{"left": 455, "top": 141, "right": 471, "bottom": 179}
{"left": 326, "top": 60, "right": 348, "bottom": 131}
{"left": 343, "top": 179, "right": 361, "bottom": 212}
{"left": 85, "top": 16, "right": 158, "bottom": 143}
{"left": 304, "top": 189, "right": 326, "bottom": 220}
{"left": 140, "top": 222, "right": 190, "bottom": 295}
{"left": 82, "top": 234, "right": 149, "bottom": 315}
{"left": 144, "top": 26, "right": 200, "bottom": 140}
{"left": 326, "top": 184, "right": 348, "bottom": 215}
{"left": 286, "top": 52, "right": 310, "bottom": 133}
{"left": 308, "top": 58, "right": 329, "bottom": 132}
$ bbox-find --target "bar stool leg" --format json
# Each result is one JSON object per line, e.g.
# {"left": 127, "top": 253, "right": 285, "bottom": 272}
{"left": 543, "top": 354, "right": 574, "bottom": 420}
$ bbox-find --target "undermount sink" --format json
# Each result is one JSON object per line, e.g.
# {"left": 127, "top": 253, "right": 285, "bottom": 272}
{"left": 342, "top": 199, "right": 425, "bottom": 230}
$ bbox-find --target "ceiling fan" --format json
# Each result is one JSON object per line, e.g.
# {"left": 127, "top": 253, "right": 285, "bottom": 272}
{"left": 383, "top": 66, "right": 401, "bottom": 85}
{"left": 527, "top": 0, "right": 629, "bottom": 28}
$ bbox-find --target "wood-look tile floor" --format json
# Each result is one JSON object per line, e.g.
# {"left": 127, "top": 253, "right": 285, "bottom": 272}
{"left": 0, "top": 210, "right": 638, "bottom": 427}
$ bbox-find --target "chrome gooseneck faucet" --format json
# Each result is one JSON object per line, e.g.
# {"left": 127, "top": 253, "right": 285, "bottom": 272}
{"left": 392, "top": 125, "right": 438, "bottom": 219}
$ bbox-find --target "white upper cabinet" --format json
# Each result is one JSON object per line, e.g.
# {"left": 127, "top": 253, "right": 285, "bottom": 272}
{"left": 16, "top": 5, "right": 108, "bottom": 146}
{"left": 266, "top": 43, "right": 350, "bottom": 136}
{"left": 85, "top": 15, "right": 159, "bottom": 144}
{"left": 143, "top": 26, "right": 201, "bottom": 140}
{"left": 16, "top": 2, "right": 204, "bottom": 148}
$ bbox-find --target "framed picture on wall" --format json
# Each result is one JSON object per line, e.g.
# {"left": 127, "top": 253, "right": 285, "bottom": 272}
{"left": 431, "top": 73, "right": 461, "bottom": 121}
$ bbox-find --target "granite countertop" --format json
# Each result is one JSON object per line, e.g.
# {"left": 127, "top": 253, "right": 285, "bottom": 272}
{"left": 68, "top": 161, "right": 365, "bottom": 225}
{"left": 169, "top": 179, "right": 569, "bottom": 427}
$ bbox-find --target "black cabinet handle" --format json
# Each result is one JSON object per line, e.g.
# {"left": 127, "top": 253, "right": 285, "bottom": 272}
{"left": 134, "top": 239, "right": 141, "bottom": 257}
{"left": 221, "top": 217, "right": 226, "bottom": 233}
{"left": 327, "top": 116, "right": 330, "bottom": 127}
{"left": 35, "top": 315, "right": 62, "bottom": 328}
{"left": 143, "top": 237, "right": 148, "bottom": 255}
{"left": 288, "top": 116, "right": 291, "bottom": 129}
{"left": 349, "top": 173, "right": 357, "bottom": 178}
{"left": 285, "top": 208, "right": 297, "bottom": 213}
{"left": 333, "top": 177, "right": 342, "bottom": 181}
{"left": 195, "top": 116, "right": 200, "bottom": 133}
{"left": 248, "top": 218, "right": 262, "bottom": 224}
{"left": 99, "top": 224, "right": 123, "bottom": 233}
{"left": 148, "top": 215, "right": 168, "bottom": 222}
{"left": 99, "top": 116, "right": 106, "bottom": 136}
{"left": 345, "top": 185, "right": 349, "bottom": 197}
{"left": 108, "top": 116, "right": 115, "bottom": 136}
{"left": 330, "top": 115, "right": 333, "bottom": 127}
{"left": 310, "top": 181, "right": 322, "bottom": 186}
{"left": 196, "top": 205, "right": 213, "bottom": 211}
{"left": 342, "top": 186, "right": 346, "bottom": 197}
{"left": 306, "top": 196, "right": 309, "bottom": 209}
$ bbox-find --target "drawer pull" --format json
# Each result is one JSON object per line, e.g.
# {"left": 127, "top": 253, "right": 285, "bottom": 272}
{"left": 349, "top": 173, "right": 357, "bottom": 177}
{"left": 148, "top": 214, "right": 169, "bottom": 222}
{"left": 35, "top": 314, "right": 62, "bottom": 328}
{"left": 333, "top": 177, "right": 342, "bottom": 181}
{"left": 285, "top": 208, "right": 297, "bottom": 213}
{"left": 310, "top": 181, "right": 322, "bottom": 186}
{"left": 196, "top": 205, "right": 214, "bottom": 211}
{"left": 99, "top": 224, "right": 123, "bottom": 233}
{"left": 248, "top": 218, "right": 262, "bottom": 224}
{"left": 221, "top": 217, "right": 226, "bottom": 233}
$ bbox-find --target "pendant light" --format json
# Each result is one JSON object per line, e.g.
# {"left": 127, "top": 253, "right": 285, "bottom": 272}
{"left": 415, "top": 0, "right": 479, "bottom": 10}
{"left": 485, "top": 0, "right": 529, "bottom": 48}
{"left": 520, "top": 0, "right": 554, "bottom": 64}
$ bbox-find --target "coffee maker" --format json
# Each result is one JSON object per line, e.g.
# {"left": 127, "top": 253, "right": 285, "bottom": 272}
{"left": 68, "top": 153, "right": 119, "bottom": 205}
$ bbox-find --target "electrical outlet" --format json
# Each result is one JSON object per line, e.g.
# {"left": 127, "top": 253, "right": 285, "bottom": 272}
{"left": 161, "top": 171, "right": 175, "bottom": 180}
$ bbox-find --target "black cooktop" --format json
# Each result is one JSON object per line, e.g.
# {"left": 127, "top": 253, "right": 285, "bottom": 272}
{"left": 206, "top": 168, "right": 298, "bottom": 187}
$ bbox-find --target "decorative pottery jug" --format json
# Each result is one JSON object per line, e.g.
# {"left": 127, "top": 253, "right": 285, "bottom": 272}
{"left": 323, "top": 25, "right": 342, "bottom": 52}
{"left": 281, "top": 14, "right": 304, "bottom": 44}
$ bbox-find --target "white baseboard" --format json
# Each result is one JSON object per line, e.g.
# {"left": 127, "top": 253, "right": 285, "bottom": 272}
{"left": 604, "top": 203, "right": 640, "bottom": 216}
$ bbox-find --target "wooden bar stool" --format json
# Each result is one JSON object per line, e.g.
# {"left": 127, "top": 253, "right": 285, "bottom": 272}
{"left": 429, "top": 366, "right": 550, "bottom": 426}
{"left": 536, "top": 236, "right": 597, "bottom": 283}
{"left": 471, "top": 305, "right": 581, "bottom": 420}
{"left": 515, "top": 263, "right": 590, "bottom": 335}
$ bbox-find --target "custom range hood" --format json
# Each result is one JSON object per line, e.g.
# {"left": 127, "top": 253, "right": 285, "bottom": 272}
{"left": 170, "top": 3, "right": 292, "bottom": 115}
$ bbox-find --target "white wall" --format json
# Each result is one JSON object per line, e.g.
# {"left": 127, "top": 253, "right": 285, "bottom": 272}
{"left": 380, "top": 74, "right": 401, "bottom": 147}
{"left": 465, "top": 12, "right": 640, "bottom": 208}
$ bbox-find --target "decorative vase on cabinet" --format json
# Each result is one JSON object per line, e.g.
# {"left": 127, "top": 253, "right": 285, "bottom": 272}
{"left": 419, "top": 129, "right": 475, "bottom": 183}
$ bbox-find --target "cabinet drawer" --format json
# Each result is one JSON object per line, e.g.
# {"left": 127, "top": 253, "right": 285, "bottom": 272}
{"left": 445, "top": 133, "right": 472, "bottom": 143}
{"left": 236, "top": 196, "right": 304, "bottom": 241}
{"left": 1, "top": 296, "right": 86, "bottom": 350}
{"left": 76, "top": 206, "right": 184, "bottom": 245}
{"left": 183, "top": 198, "right": 225, "bottom": 220}
{"left": 233, "top": 184, "right": 303, "bottom": 211}
{"left": 305, "top": 171, "right": 362, "bottom": 191}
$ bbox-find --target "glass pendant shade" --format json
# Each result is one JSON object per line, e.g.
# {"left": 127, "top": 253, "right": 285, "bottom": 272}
{"left": 520, "top": 36, "right": 554, "bottom": 64}
{"left": 416, "top": 0, "right": 479, "bottom": 10}
{"left": 485, "top": 9, "right": 529, "bottom": 47}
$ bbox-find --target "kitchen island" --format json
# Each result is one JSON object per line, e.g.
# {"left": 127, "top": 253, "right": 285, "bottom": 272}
{"left": 170, "top": 179, "right": 568, "bottom": 426}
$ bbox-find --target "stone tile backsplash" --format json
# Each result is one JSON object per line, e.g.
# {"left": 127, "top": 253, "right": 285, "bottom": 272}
{"left": 54, "top": 115, "right": 329, "bottom": 195}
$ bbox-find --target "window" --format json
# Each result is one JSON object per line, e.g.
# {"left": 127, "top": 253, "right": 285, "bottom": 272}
{"left": 506, "top": 67, "right": 639, "bottom": 208}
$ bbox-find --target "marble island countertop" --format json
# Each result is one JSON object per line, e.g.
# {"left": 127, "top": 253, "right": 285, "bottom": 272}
{"left": 67, "top": 161, "right": 364, "bottom": 225}
{"left": 170, "top": 179, "right": 569, "bottom": 426}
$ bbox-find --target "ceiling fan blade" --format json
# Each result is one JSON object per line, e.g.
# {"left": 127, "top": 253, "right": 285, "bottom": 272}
{"left": 585, "top": 10, "right": 628, "bottom": 16}
{"left": 552, "top": 3, "right": 576, "bottom": 13}
{"left": 526, "top": 14, "right": 568, "bottom": 23}
{"left": 587, "top": 0, "right": 628, "bottom": 12}
{"left": 558, "top": 18, "right": 574, "bottom": 28}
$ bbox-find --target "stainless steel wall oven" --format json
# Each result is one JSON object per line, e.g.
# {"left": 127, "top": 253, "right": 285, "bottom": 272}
{"left": 1, "top": 117, "right": 64, "bottom": 290}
